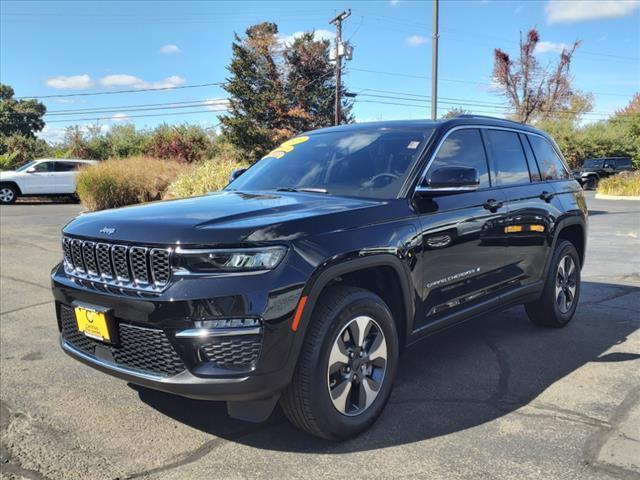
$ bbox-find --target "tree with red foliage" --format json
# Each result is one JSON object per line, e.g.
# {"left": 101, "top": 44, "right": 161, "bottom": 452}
{"left": 492, "top": 29, "right": 591, "bottom": 123}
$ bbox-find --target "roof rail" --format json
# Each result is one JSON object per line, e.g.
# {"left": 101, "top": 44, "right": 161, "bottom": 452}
{"left": 455, "top": 114, "right": 523, "bottom": 124}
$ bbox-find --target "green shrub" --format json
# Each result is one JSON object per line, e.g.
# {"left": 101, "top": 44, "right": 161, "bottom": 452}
{"left": 597, "top": 171, "right": 640, "bottom": 197}
{"left": 147, "top": 124, "right": 216, "bottom": 163}
{"left": 165, "top": 157, "right": 249, "bottom": 199}
{"left": 76, "top": 156, "right": 190, "bottom": 211}
{"left": 0, "top": 133, "right": 51, "bottom": 168}
{"left": 0, "top": 151, "right": 19, "bottom": 170}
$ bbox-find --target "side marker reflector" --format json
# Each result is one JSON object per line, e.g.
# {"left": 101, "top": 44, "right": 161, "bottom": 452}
{"left": 291, "top": 295, "right": 308, "bottom": 332}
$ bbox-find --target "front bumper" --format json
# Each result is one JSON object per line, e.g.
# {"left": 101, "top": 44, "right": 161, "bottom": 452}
{"left": 51, "top": 263, "right": 306, "bottom": 401}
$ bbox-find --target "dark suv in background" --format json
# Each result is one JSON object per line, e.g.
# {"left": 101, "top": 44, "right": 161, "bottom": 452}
{"left": 573, "top": 156, "right": 633, "bottom": 189}
{"left": 51, "top": 116, "right": 587, "bottom": 440}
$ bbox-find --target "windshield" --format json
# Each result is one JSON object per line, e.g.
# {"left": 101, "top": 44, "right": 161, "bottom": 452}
{"left": 227, "top": 128, "right": 434, "bottom": 199}
{"left": 16, "top": 160, "right": 39, "bottom": 172}
{"left": 583, "top": 159, "right": 603, "bottom": 169}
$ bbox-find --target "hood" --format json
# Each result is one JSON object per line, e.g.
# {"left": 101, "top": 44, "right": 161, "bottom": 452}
{"left": 63, "top": 190, "right": 389, "bottom": 245}
{"left": 0, "top": 170, "right": 17, "bottom": 178}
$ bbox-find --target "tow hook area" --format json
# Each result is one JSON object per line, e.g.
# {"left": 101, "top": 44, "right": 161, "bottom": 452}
{"left": 227, "top": 394, "right": 281, "bottom": 423}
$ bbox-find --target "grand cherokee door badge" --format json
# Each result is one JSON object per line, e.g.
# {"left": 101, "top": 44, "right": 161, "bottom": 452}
{"left": 427, "top": 267, "right": 481, "bottom": 289}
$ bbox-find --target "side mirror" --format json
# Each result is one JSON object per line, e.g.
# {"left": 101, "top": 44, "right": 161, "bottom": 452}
{"left": 416, "top": 166, "right": 479, "bottom": 195}
{"left": 26, "top": 167, "right": 36, "bottom": 173}
{"left": 228, "top": 168, "right": 247, "bottom": 184}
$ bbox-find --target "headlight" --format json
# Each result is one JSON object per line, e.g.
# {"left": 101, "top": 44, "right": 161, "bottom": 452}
{"left": 175, "top": 246, "right": 287, "bottom": 273}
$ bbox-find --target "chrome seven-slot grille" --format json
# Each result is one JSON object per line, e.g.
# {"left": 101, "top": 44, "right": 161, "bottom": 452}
{"left": 62, "top": 236, "right": 171, "bottom": 291}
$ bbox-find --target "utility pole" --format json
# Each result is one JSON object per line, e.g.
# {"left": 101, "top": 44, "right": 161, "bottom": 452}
{"left": 330, "top": 9, "right": 351, "bottom": 126}
{"left": 431, "top": 0, "right": 439, "bottom": 120}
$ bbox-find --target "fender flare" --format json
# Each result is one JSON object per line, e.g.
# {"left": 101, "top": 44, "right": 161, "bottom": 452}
{"left": 544, "top": 215, "right": 587, "bottom": 278}
{"left": 289, "top": 254, "right": 415, "bottom": 362}
{"left": 0, "top": 181, "right": 22, "bottom": 195}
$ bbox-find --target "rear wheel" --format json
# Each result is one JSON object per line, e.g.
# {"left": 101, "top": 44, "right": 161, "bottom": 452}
{"left": 525, "top": 240, "right": 580, "bottom": 328}
{"left": 281, "top": 286, "right": 399, "bottom": 440}
{"left": 0, "top": 185, "right": 17, "bottom": 204}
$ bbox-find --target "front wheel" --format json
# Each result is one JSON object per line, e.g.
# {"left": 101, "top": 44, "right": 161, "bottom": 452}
{"left": 0, "top": 185, "right": 18, "bottom": 204}
{"left": 281, "top": 286, "right": 399, "bottom": 440}
{"left": 525, "top": 240, "right": 580, "bottom": 328}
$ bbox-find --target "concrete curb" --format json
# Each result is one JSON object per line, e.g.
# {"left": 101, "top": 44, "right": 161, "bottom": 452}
{"left": 595, "top": 193, "right": 640, "bottom": 201}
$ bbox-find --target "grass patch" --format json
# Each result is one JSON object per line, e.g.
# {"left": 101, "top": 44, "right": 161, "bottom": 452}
{"left": 597, "top": 171, "right": 640, "bottom": 197}
{"left": 77, "top": 156, "right": 189, "bottom": 211}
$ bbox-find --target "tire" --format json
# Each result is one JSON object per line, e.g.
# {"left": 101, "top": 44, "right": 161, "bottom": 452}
{"left": 0, "top": 185, "right": 18, "bottom": 204}
{"left": 525, "top": 240, "right": 580, "bottom": 328}
{"left": 585, "top": 176, "right": 598, "bottom": 190}
{"left": 281, "top": 286, "right": 399, "bottom": 440}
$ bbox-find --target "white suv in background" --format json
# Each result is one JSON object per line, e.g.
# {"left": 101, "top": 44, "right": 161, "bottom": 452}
{"left": 0, "top": 158, "right": 97, "bottom": 204}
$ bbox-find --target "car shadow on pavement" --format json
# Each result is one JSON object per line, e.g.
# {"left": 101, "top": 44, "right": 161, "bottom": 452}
{"left": 132, "top": 280, "right": 639, "bottom": 453}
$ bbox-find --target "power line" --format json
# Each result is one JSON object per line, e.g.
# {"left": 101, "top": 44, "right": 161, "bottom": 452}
{"left": 3, "top": 108, "right": 228, "bottom": 126}
{"left": 348, "top": 67, "right": 635, "bottom": 98}
{"left": 44, "top": 100, "right": 229, "bottom": 116}
{"left": 16, "top": 82, "right": 224, "bottom": 100}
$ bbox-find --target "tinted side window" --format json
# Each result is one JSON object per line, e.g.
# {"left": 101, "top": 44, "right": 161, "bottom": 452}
{"left": 528, "top": 135, "right": 570, "bottom": 180}
{"left": 428, "top": 129, "right": 490, "bottom": 188}
{"left": 485, "top": 129, "right": 530, "bottom": 186}
{"left": 615, "top": 158, "right": 632, "bottom": 169}
{"left": 519, "top": 133, "right": 541, "bottom": 182}
{"left": 55, "top": 162, "right": 79, "bottom": 172}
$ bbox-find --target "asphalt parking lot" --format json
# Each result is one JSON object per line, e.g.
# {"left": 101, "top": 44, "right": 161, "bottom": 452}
{"left": 1, "top": 192, "right": 638, "bottom": 480}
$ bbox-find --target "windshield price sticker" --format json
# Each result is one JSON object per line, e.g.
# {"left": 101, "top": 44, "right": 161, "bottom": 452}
{"left": 264, "top": 136, "right": 310, "bottom": 159}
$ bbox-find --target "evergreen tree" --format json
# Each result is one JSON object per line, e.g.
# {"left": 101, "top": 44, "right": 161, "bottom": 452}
{"left": 220, "top": 24, "right": 351, "bottom": 159}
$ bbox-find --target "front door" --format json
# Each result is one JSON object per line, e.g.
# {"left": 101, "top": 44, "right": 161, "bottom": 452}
{"left": 21, "top": 161, "right": 55, "bottom": 194}
{"left": 413, "top": 128, "right": 511, "bottom": 329}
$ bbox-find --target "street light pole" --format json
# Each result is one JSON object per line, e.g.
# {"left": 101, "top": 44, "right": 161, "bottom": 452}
{"left": 330, "top": 10, "right": 351, "bottom": 126}
{"left": 431, "top": 0, "right": 439, "bottom": 120}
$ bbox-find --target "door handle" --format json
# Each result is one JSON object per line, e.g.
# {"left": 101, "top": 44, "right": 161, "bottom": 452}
{"left": 483, "top": 199, "right": 503, "bottom": 212}
{"left": 540, "top": 191, "right": 554, "bottom": 203}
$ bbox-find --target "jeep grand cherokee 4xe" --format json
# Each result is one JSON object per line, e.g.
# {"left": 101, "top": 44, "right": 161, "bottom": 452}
{"left": 51, "top": 116, "right": 587, "bottom": 440}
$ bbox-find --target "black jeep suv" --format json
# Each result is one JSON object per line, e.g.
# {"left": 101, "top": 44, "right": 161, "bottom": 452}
{"left": 51, "top": 116, "right": 587, "bottom": 440}
{"left": 573, "top": 156, "right": 633, "bottom": 189}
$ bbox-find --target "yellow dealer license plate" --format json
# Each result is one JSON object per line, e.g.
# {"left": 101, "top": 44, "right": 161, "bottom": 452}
{"left": 74, "top": 306, "right": 111, "bottom": 342}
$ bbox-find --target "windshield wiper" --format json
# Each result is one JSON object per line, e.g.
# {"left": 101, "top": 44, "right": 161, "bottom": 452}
{"left": 276, "top": 187, "right": 328, "bottom": 194}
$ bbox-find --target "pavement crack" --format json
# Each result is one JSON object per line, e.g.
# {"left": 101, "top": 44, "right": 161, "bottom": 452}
{"left": 0, "top": 274, "right": 51, "bottom": 291}
{"left": 1, "top": 300, "right": 54, "bottom": 316}
{"left": 123, "top": 422, "right": 280, "bottom": 479}
{"left": 584, "top": 385, "right": 640, "bottom": 480}
{"left": 484, "top": 337, "right": 511, "bottom": 403}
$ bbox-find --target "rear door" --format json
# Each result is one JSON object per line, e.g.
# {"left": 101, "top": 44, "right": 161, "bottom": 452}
{"left": 482, "top": 129, "right": 562, "bottom": 291}
{"left": 414, "top": 128, "right": 510, "bottom": 328}
{"left": 53, "top": 161, "right": 81, "bottom": 193}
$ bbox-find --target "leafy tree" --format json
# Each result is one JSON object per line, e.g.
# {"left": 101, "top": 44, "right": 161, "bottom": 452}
{"left": 221, "top": 23, "right": 289, "bottom": 159}
{"left": 440, "top": 107, "right": 471, "bottom": 119}
{"left": 285, "top": 31, "right": 352, "bottom": 132}
{"left": 220, "top": 23, "right": 350, "bottom": 159}
{"left": 0, "top": 83, "right": 46, "bottom": 137}
{"left": 492, "top": 29, "right": 591, "bottom": 123}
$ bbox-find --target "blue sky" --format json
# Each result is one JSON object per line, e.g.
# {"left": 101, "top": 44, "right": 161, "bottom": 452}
{"left": 1, "top": 0, "right": 638, "bottom": 143}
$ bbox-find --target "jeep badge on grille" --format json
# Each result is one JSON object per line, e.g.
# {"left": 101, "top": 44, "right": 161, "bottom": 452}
{"left": 99, "top": 227, "right": 116, "bottom": 235}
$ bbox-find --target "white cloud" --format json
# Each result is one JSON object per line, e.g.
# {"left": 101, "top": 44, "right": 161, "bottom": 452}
{"left": 279, "top": 29, "right": 334, "bottom": 47}
{"left": 405, "top": 35, "right": 429, "bottom": 47}
{"left": 545, "top": 0, "right": 640, "bottom": 23}
{"left": 534, "top": 40, "right": 569, "bottom": 54}
{"left": 110, "top": 113, "right": 129, "bottom": 122}
{"left": 203, "top": 98, "right": 230, "bottom": 111}
{"left": 160, "top": 44, "right": 181, "bottom": 54}
{"left": 98, "top": 74, "right": 186, "bottom": 90}
{"left": 44, "top": 74, "right": 94, "bottom": 90}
